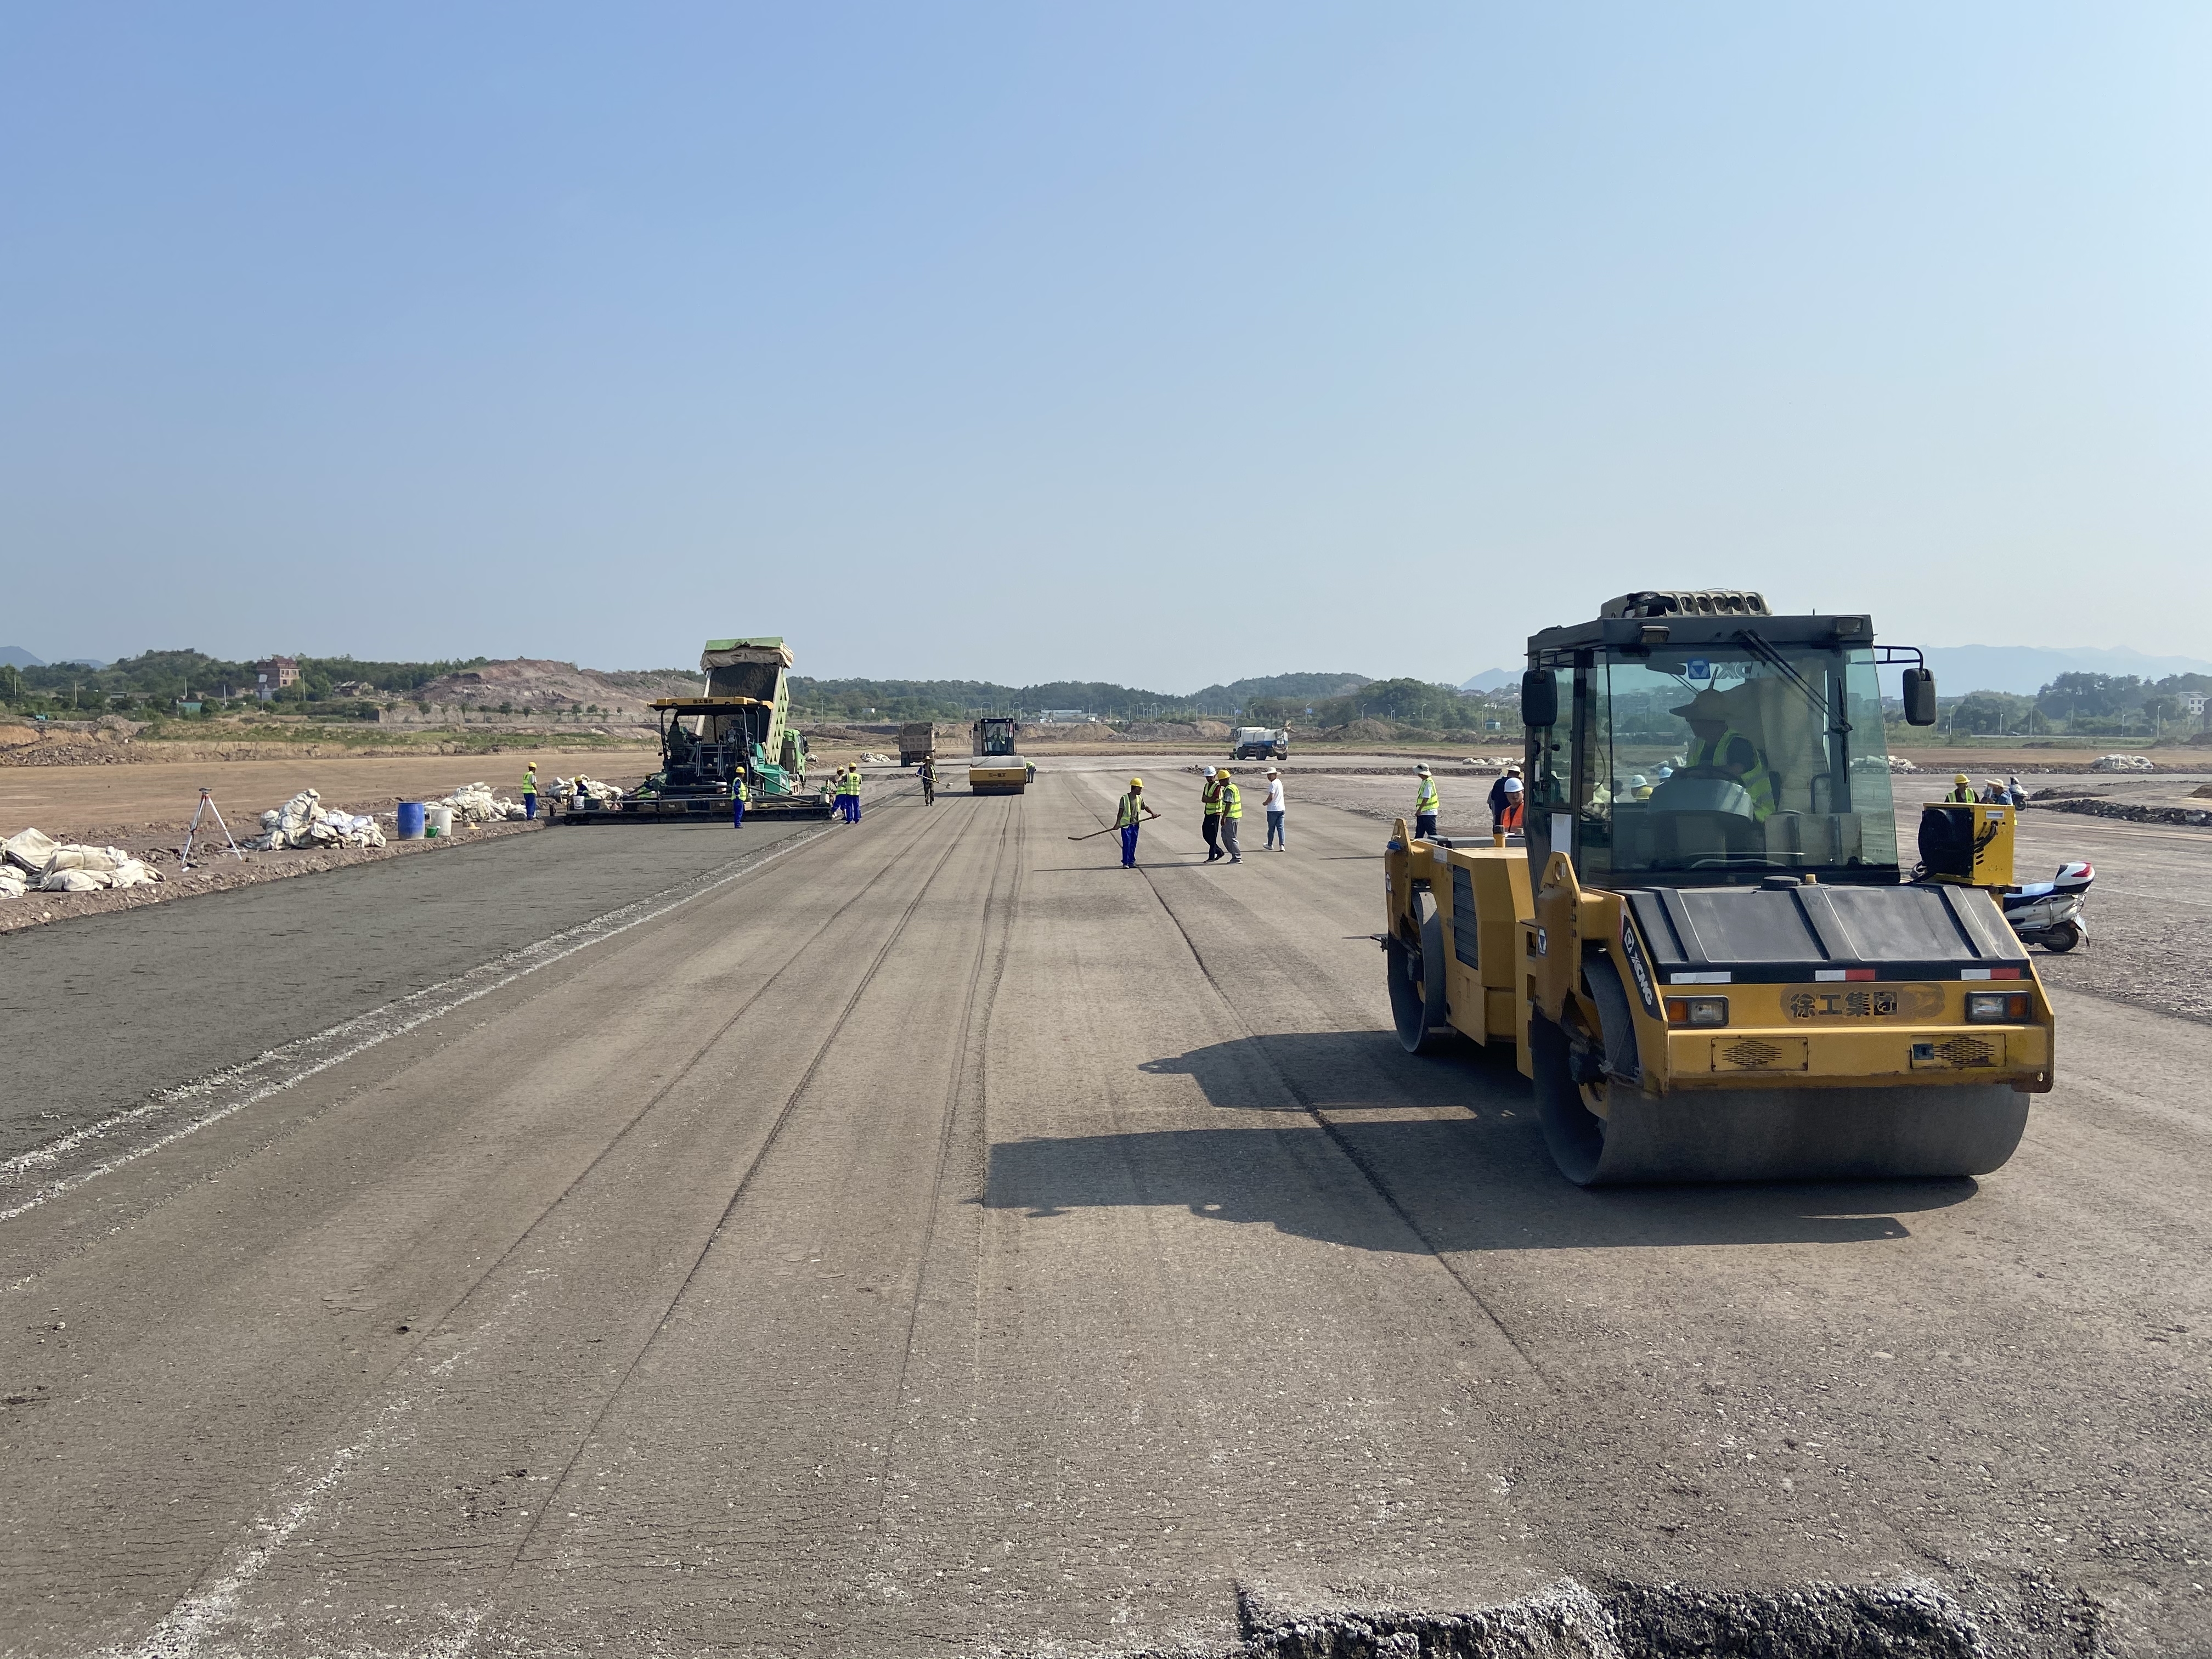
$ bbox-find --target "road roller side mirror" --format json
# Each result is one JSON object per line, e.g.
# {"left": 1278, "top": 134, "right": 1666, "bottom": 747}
{"left": 1902, "top": 667, "right": 1937, "bottom": 726}
{"left": 1521, "top": 669, "right": 1558, "bottom": 729}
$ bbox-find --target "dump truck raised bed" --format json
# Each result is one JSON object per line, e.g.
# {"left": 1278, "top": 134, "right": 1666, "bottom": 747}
{"left": 1381, "top": 589, "right": 2051, "bottom": 1184}
{"left": 561, "top": 636, "right": 836, "bottom": 822}
{"left": 969, "top": 716, "right": 1033, "bottom": 795}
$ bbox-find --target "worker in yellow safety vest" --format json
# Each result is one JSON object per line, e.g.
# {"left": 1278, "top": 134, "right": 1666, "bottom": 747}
{"left": 1946, "top": 772, "right": 1976, "bottom": 804}
{"left": 1413, "top": 764, "right": 1440, "bottom": 840}
{"left": 522, "top": 763, "right": 539, "bottom": 822}
{"left": 1200, "top": 766, "right": 1225, "bottom": 862}
{"left": 731, "top": 772, "right": 750, "bottom": 829}
{"left": 1115, "top": 777, "right": 1159, "bottom": 867}
{"left": 1673, "top": 690, "right": 1775, "bottom": 821}
{"left": 1216, "top": 769, "right": 1244, "bottom": 864}
{"left": 847, "top": 761, "right": 864, "bottom": 823}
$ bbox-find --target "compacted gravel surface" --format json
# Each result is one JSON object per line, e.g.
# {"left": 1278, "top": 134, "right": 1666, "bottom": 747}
{"left": 0, "top": 758, "right": 2204, "bottom": 1657}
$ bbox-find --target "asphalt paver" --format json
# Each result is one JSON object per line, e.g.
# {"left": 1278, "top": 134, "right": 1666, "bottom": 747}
{"left": 0, "top": 770, "right": 2204, "bottom": 1657}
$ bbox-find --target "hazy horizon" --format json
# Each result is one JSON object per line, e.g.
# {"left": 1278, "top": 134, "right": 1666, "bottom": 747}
{"left": 4, "top": 6, "right": 2207, "bottom": 686}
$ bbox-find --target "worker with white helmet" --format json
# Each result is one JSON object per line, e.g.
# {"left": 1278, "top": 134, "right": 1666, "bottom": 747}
{"left": 1115, "top": 776, "right": 1158, "bottom": 867}
{"left": 1413, "top": 764, "right": 1440, "bottom": 840}
{"left": 1200, "top": 765, "right": 1225, "bottom": 861}
{"left": 1487, "top": 763, "right": 1523, "bottom": 843}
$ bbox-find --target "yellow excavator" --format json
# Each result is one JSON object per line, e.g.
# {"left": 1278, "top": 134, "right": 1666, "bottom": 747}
{"left": 1382, "top": 590, "right": 2052, "bottom": 1184}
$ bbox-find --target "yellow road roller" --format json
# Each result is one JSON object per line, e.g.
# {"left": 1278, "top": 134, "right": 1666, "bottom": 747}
{"left": 969, "top": 715, "right": 1034, "bottom": 795}
{"left": 1381, "top": 589, "right": 2051, "bottom": 1184}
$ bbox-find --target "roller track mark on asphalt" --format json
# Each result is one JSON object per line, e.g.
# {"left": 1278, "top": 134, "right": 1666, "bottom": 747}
{"left": 1070, "top": 776, "right": 1555, "bottom": 1389}
{"left": 862, "top": 801, "right": 1021, "bottom": 1558}
{"left": 118, "top": 1283, "right": 530, "bottom": 1659}
{"left": 98, "top": 800, "right": 965, "bottom": 1653}
{"left": 486, "top": 797, "right": 983, "bottom": 1596}
{"left": 0, "top": 819, "right": 841, "bottom": 1226}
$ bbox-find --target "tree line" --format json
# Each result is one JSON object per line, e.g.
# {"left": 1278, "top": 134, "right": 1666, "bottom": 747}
{"left": 1942, "top": 671, "right": 2212, "bottom": 738}
{"left": 787, "top": 671, "right": 1377, "bottom": 723}
{"left": 0, "top": 650, "right": 491, "bottom": 714}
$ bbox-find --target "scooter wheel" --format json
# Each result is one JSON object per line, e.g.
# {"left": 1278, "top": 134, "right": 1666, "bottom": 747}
{"left": 2041, "top": 922, "right": 2080, "bottom": 953}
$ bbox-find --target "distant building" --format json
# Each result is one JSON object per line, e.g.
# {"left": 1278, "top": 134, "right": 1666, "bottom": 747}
{"left": 256, "top": 657, "right": 300, "bottom": 699}
{"left": 1037, "top": 709, "right": 1094, "bottom": 724}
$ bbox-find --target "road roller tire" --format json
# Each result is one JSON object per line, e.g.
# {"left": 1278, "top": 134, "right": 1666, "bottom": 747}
{"left": 1387, "top": 889, "right": 1454, "bottom": 1054}
{"left": 1531, "top": 989, "right": 2032, "bottom": 1186}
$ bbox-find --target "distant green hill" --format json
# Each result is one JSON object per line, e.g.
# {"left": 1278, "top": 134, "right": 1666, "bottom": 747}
{"left": 787, "top": 672, "right": 1375, "bottom": 722}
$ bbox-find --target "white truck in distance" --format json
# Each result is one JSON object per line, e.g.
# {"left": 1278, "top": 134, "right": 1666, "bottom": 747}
{"left": 1231, "top": 726, "right": 1289, "bottom": 760}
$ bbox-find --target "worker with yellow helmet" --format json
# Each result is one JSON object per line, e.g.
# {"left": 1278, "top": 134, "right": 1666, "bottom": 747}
{"left": 1115, "top": 776, "right": 1159, "bottom": 867}
{"left": 1946, "top": 772, "right": 1976, "bottom": 804}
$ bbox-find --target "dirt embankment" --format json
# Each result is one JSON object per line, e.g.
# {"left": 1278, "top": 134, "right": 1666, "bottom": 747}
{"left": 379, "top": 658, "right": 695, "bottom": 731}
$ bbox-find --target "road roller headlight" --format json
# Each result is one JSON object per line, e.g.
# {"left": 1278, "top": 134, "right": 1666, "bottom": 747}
{"left": 1666, "top": 996, "right": 1729, "bottom": 1028}
{"left": 1966, "top": 991, "right": 2030, "bottom": 1023}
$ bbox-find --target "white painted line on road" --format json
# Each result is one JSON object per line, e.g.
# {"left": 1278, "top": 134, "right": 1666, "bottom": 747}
{"left": 0, "top": 824, "right": 839, "bottom": 1228}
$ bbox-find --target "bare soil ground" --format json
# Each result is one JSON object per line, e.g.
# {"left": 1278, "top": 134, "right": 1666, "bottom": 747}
{"left": 1, "top": 749, "right": 661, "bottom": 843}
{"left": 0, "top": 753, "right": 916, "bottom": 935}
{"left": 1, "top": 750, "right": 648, "bottom": 935}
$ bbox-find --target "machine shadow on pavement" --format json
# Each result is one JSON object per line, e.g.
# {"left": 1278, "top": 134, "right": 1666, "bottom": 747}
{"left": 985, "top": 1029, "right": 1978, "bottom": 1252}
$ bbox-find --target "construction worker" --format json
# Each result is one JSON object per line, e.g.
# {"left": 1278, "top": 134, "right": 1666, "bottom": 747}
{"left": 848, "top": 761, "right": 864, "bottom": 822}
{"left": 1413, "top": 764, "right": 1440, "bottom": 840}
{"left": 731, "top": 772, "right": 750, "bottom": 829}
{"left": 1485, "top": 764, "right": 1521, "bottom": 841}
{"left": 522, "top": 762, "right": 539, "bottom": 821}
{"left": 1673, "top": 689, "right": 1775, "bottom": 821}
{"left": 1200, "top": 766, "right": 1224, "bottom": 861}
{"left": 1946, "top": 772, "right": 1976, "bottom": 804}
{"left": 1216, "top": 768, "right": 1243, "bottom": 863}
{"left": 918, "top": 753, "right": 936, "bottom": 805}
{"left": 1115, "top": 777, "right": 1159, "bottom": 867}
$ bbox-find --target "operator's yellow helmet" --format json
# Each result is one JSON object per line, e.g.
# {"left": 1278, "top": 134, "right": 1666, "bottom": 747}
{"left": 1129, "top": 777, "right": 1143, "bottom": 787}
{"left": 1955, "top": 772, "right": 1971, "bottom": 785}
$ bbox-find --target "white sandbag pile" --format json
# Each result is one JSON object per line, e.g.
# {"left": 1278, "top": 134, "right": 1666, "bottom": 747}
{"left": 250, "top": 789, "right": 388, "bottom": 850}
{"left": 2, "top": 826, "right": 162, "bottom": 895}
{"left": 556, "top": 775, "right": 624, "bottom": 802}
{"left": 2091, "top": 753, "right": 2155, "bottom": 773}
{"left": 430, "top": 782, "right": 527, "bottom": 824}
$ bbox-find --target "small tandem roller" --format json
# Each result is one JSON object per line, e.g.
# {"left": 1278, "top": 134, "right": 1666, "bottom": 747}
{"left": 1382, "top": 589, "right": 2052, "bottom": 1185}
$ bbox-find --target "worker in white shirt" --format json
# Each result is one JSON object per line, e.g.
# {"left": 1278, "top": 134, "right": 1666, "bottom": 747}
{"left": 1263, "top": 768, "right": 1286, "bottom": 851}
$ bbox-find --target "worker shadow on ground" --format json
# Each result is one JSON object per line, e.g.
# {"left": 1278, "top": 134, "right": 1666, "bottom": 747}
{"left": 988, "top": 1032, "right": 1976, "bottom": 1252}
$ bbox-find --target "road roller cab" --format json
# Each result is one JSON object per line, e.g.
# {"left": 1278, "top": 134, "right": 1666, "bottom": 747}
{"left": 969, "top": 715, "right": 1034, "bottom": 794}
{"left": 1381, "top": 590, "right": 2053, "bottom": 1186}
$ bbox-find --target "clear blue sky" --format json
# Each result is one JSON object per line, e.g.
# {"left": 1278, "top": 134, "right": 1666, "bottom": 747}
{"left": 3, "top": 4, "right": 2207, "bottom": 690}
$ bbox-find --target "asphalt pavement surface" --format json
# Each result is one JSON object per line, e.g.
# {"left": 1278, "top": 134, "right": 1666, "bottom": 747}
{"left": 1, "top": 766, "right": 2204, "bottom": 1658}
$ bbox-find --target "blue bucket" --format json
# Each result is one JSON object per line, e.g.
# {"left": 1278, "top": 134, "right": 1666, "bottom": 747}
{"left": 396, "top": 800, "right": 425, "bottom": 840}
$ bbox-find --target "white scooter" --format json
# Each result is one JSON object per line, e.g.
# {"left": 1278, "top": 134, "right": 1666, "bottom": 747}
{"left": 2002, "top": 860, "right": 2093, "bottom": 953}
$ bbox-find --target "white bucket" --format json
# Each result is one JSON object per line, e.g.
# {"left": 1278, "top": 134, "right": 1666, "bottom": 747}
{"left": 427, "top": 805, "right": 455, "bottom": 838}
